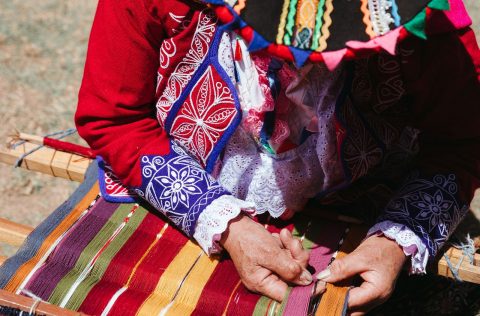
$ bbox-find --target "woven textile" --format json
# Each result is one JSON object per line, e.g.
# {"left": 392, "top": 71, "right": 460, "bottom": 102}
{"left": 0, "top": 164, "right": 365, "bottom": 315}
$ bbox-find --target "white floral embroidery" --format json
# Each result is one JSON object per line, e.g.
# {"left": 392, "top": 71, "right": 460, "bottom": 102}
{"left": 156, "top": 10, "right": 217, "bottom": 125}
{"left": 170, "top": 65, "right": 237, "bottom": 167}
{"left": 157, "top": 166, "right": 203, "bottom": 209}
{"left": 135, "top": 142, "right": 226, "bottom": 234}
{"left": 379, "top": 174, "right": 468, "bottom": 255}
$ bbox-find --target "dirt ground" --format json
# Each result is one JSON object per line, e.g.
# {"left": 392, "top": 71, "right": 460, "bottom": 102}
{"left": 0, "top": 1, "right": 479, "bottom": 249}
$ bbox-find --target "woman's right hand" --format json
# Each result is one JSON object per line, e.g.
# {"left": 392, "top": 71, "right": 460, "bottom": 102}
{"left": 220, "top": 214, "right": 313, "bottom": 301}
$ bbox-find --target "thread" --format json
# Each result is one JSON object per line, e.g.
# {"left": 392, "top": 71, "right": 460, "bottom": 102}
{"left": 318, "top": 0, "right": 333, "bottom": 51}
{"left": 5, "top": 184, "right": 100, "bottom": 293}
{"left": 276, "top": 0, "right": 291, "bottom": 45}
{"left": 23, "top": 198, "right": 117, "bottom": 300}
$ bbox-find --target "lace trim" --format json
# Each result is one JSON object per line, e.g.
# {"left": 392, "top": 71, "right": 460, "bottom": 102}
{"left": 367, "top": 220, "right": 429, "bottom": 274}
{"left": 193, "top": 195, "right": 256, "bottom": 254}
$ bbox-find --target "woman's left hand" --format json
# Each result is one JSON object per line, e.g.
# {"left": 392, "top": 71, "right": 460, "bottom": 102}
{"left": 317, "top": 235, "right": 408, "bottom": 315}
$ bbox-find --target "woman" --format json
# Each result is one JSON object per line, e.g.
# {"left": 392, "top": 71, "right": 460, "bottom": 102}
{"left": 75, "top": 0, "right": 480, "bottom": 313}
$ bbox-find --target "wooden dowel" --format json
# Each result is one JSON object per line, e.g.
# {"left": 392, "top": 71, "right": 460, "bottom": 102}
{"left": 0, "top": 218, "right": 33, "bottom": 247}
{"left": 437, "top": 255, "right": 480, "bottom": 284}
{"left": 443, "top": 246, "right": 480, "bottom": 266}
{"left": 0, "top": 139, "right": 91, "bottom": 182}
{"left": 0, "top": 289, "right": 87, "bottom": 316}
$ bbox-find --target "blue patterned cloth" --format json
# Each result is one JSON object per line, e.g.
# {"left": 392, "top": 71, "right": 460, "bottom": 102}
{"left": 378, "top": 172, "right": 469, "bottom": 257}
{"left": 134, "top": 141, "right": 229, "bottom": 236}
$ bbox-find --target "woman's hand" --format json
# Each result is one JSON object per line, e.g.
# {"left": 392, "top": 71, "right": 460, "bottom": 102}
{"left": 318, "top": 235, "right": 407, "bottom": 315}
{"left": 220, "top": 215, "right": 313, "bottom": 301}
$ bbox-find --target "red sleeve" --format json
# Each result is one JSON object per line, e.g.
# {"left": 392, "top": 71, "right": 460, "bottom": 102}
{"left": 75, "top": 0, "right": 183, "bottom": 186}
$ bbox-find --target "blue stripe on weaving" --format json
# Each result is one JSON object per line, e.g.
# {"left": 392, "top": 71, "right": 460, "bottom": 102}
{"left": 0, "top": 163, "right": 98, "bottom": 289}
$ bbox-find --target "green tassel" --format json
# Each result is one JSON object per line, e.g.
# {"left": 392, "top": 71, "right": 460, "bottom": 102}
{"left": 404, "top": 9, "right": 427, "bottom": 40}
{"left": 428, "top": 0, "right": 450, "bottom": 11}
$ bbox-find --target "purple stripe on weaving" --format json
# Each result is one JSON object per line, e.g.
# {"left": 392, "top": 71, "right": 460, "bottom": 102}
{"left": 283, "top": 220, "right": 348, "bottom": 316}
{"left": 23, "top": 197, "right": 119, "bottom": 300}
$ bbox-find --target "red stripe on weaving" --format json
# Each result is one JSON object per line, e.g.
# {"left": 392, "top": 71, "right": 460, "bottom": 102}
{"left": 107, "top": 222, "right": 188, "bottom": 316}
{"left": 78, "top": 211, "right": 164, "bottom": 315}
{"left": 190, "top": 257, "right": 240, "bottom": 316}
{"left": 226, "top": 283, "right": 262, "bottom": 316}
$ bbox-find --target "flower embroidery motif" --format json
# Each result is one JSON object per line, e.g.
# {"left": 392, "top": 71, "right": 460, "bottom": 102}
{"left": 412, "top": 190, "right": 453, "bottom": 232}
{"left": 135, "top": 141, "right": 228, "bottom": 236}
{"left": 378, "top": 173, "right": 468, "bottom": 256}
{"left": 170, "top": 65, "right": 237, "bottom": 167}
{"left": 156, "top": 166, "right": 203, "bottom": 209}
{"left": 156, "top": 10, "right": 217, "bottom": 126}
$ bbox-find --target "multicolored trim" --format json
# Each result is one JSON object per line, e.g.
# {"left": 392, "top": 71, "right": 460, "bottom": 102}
{"left": 202, "top": 0, "right": 468, "bottom": 68}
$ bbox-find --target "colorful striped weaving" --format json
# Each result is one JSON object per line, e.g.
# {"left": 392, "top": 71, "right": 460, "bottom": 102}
{"left": 0, "top": 164, "right": 365, "bottom": 315}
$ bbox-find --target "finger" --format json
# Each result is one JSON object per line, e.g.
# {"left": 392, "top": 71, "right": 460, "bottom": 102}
{"left": 256, "top": 273, "right": 289, "bottom": 302}
{"left": 316, "top": 253, "right": 365, "bottom": 283}
{"left": 314, "top": 280, "right": 327, "bottom": 296}
{"left": 279, "top": 229, "right": 309, "bottom": 267}
{"left": 347, "top": 281, "right": 383, "bottom": 312}
{"left": 262, "top": 250, "right": 312, "bottom": 286}
{"left": 350, "top": 312, "right": 366, "bottom": 316}
{"left": 271, "top": 233, "right": 283, "bottom": 248}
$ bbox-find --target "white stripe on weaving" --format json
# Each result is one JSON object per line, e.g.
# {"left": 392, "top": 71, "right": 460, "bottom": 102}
{"left": 59, "top": 207, "right": 136, "bottom": 308}
{"left": 101, "top": 286, "right": 128, "bottom": 316}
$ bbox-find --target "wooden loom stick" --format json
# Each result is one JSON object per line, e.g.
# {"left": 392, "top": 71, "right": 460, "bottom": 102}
{"left": 0, "top": 289, "right": 87, "bottom": 316}
{"left": 0, "top": 218, "right": 33, "bottom": 247}
{"left": 437, "top": 255, "right": 480, "bottom": 284}
{"left": 0, "top": 139, "right": 91, "bottom": 182}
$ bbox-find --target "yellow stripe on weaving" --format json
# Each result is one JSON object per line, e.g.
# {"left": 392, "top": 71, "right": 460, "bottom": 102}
{"left": 276, "top": 0, "right": 291, "bottom": 45}
{"left": 166, "top": 250, "right": 218, "bottom": 315}
{"left": 136, "top": 241, "right": 212, "bottom": 316}
{"left": 317, "top": 0, "right": 333, "bottom": 52}
{"left": 360, "top": 0, "right": 376, "bottom": 38}
{"left": 5, "top": 182, "right": 100, "bottom": 292}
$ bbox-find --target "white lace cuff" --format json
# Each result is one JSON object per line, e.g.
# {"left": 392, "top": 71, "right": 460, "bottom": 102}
{"left": 367, "top": 220, "right": 430, "bottom": 274}
{"left": 193, "top": 195, "right": 256, "bottom": 255}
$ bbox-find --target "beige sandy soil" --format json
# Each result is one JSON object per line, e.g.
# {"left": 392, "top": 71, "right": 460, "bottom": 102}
{"left": 0, "top": 1, "right": 478, "bottom": 256}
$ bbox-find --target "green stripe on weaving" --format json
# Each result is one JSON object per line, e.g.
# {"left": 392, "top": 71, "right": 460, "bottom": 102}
{"left": 404, "top": 8, "right": 427, "bottom": 40}
{"left": 253, "top": 296, "right": 275, "bottom": 316}
{"left": 283, "top": 0, "right": 299, "bottom": 46}
{"left": 277, "top": 287, "right": 292, "bottom": 315}
{"left": 311, "top": 0, "right": 326, "bottom": 51}
{"left": 292, "top": 216, "right": 315, "bottom": 251}
{"left": 48, "top": 203, "right": 147, "bottom": 310}
{"left": 428, "top": 0, "right": 450, "bottom": 11}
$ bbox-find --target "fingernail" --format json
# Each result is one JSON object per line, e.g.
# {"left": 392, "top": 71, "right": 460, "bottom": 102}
{"left": 300, "top": 270, "right": 313, "bottom": 285}
{"left": 317, "top": 268, "right": 331, "bottom": 280}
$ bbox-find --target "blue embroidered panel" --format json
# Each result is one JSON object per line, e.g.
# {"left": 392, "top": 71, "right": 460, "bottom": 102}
{"left": 134, "top": 141, "right": 229, "bottom": 236}
{"left": 377, "top": 173, "right": 468, "bottom": 256}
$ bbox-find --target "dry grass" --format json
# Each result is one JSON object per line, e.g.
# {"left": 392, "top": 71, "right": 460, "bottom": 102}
{"left": 0, "top": 1, "right": 478, "bottom": 232}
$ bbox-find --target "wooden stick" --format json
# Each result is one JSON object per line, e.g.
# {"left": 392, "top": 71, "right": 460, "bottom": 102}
{"left": 0, "top": 139, "right": 91, "bottom": 182}
{"left": 0, "top": 289, "right": 86, "bottom": 316}
{"left": 437, "top": 255, "right": 480, "bottom": 284}
{"left": 0, "top": 218, "right": 33, "bottom": 247}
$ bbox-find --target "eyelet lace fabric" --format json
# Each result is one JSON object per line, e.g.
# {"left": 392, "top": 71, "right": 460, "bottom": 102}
{"left": 367, "top": 220, "right": 429, "bottom": 274}
{"left": 194, "top": 195, "right": 256, "bottom": 254}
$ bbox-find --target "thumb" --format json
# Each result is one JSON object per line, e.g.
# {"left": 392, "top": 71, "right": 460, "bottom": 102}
{"left": 316, "top": 253, "right": 364, "bottom": 283}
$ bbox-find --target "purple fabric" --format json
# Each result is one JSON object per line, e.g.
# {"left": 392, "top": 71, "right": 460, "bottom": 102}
{"left": 23, "top": 197, "right": 119, "bottom": 300}
{"left": 283, "top": 220, "right": 349, "bottom": 316}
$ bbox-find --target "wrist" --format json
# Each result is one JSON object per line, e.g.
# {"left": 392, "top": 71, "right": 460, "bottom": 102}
{"left": 219, "top": 213, "right": 249, "bottom": 251}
